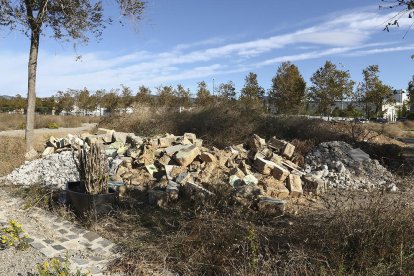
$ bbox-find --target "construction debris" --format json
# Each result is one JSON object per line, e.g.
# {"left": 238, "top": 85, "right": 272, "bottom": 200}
{"left": 305, "top": 141, "right": 397, "bottom": 191}
{"left": 2, "top": 130, "right": 400, "bottom": 216}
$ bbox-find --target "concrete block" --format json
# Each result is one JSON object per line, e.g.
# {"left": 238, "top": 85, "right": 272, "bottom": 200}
{"left": 257, "top": 197, "right": 285, "bottom": 216}
{"left": 174, "top": 144, "right": 201, "bottom": 167}
{"left": 272, "top": 164, "right": 290, "bottom": 182}
{"left": 255, "top": 157, "right": 277, "bottom": 175}
{"left": 302, "top": 174, "right": 326, "bottom": 195}
{"left": 287, "top": 174, "right": 303, "bottom": 197}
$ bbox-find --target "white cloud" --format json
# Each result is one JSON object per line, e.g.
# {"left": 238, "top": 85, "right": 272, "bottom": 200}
{"left": 1, "top": 7, "right": 413, "bottom": 96}
{"left": 344, "top": 44, "right": 414, "bottom": 56}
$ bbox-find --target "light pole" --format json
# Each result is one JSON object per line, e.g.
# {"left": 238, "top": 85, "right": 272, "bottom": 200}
{"left": 212, "top": 78, "right": 215, "bottom": 96}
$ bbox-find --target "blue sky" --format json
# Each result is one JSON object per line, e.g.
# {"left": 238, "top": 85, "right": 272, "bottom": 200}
{"left": 0, "top": 0, "right": 413, "bottom": 97}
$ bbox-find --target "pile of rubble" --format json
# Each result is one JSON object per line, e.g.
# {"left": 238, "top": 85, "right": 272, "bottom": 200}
{"left": 304, "top": 141, "right": 397, "bottom": 191}
{"left": 4, "top": 151, "right": 78, "bottom": 188}
{"left": 4, "top": 129, "right": 398, "bottom": 215}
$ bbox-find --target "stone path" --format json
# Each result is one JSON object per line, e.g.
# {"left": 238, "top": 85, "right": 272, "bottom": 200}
{"left": 0, "top": 187, "right": 120, "bottom": 275}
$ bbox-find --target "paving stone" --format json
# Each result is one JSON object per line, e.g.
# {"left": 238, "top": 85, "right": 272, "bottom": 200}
{"left": 83, "top": 231, "right": 100, "bottom": 242}
{"left": 89, "top": 255, "right": 105, "bottom": 262}
{"left": 58, "top": 228, "right": 69, "bottom": 234}
{"left": 52, "top": 244, "right": 66, "bottom": 251}
{"left": 66, "top": 234, "right": 79, "bottom": 239}
{"left": 58, "top": 237, "right": 69, "bottom": 243}
{"left": 40, "top": 247, "right": 59, "bottom": 258}
{"left": 70, "top": 227, "right": 86, "bottom": 235}
{"left": 31, "top": 242, "right": 46, "bottom": 250}
{"left": 72, "top": 257, "right": 89, "bottom": 266}
{"left": 0, "top": 181, "right": 119, "bottom": 276}
{"left": 82, "top": 242, "right": 93, "bottom": 250}
{"left": 87, "top": 266, "right": 104, "bottom": 275}
{"left": 98, "top": 238, "right": 113, "bottom": 248}
{"left": 52, "top": 223, "right": 61, "bottom": 229}
{"left": 61, "top": 240, "right": 82, "bottom": 250}
{"left": 54, "top": 217, "right": 65, "bottom": 224}
{"left": 93, "top": 247, "right": 107, "bottom": 256}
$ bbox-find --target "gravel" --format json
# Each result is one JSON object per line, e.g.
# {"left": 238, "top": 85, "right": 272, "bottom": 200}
{"left": 3, "top": 151, "right": 79, "bottom": 189}
{"left": 0, "top": 247, "right": 47, "bottom": 275}
{"left": 305, "top": 141, "right": 397, "bottom": 191}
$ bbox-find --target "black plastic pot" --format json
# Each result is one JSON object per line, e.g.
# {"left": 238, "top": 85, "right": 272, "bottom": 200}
{"left": 66, "top": 181, "right": 118, "bottom": 217}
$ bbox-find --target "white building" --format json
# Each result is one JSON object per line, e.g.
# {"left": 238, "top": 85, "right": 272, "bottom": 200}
{"left": 60, "top": 106, "right": 134, "bottom": 116}
{"left": 382, "top": 89, "right": 409, "bottom": 122}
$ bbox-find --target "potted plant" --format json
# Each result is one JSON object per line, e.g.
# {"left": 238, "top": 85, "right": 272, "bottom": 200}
{"left": 67, "top": 143, "right": 118, "bottom": 217}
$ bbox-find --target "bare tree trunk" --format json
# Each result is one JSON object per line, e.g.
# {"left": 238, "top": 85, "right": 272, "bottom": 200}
{"left": 25, "top": 30, "right": 40, "bottom": 158}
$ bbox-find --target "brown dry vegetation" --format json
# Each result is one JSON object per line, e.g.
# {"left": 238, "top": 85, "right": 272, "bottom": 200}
{"left": 0, "top": 137, "right": 26, "bottom": 176}
{"left": 0, "top": 113, "right": 100, "bottom": 131}
{"left": 0, "top": 134, "right": 54, "bottom": 177}
{"left": 100, "top": 103, "right": 409, "bottom": 173}
{"left": 3, "top": 104, "right": 414, "bottom": 275}
{"left": 85, "top": 104, "right": 414, "bottom": 274}
{"left": 100, "top": 103, "right": 342, "bottom": 149}
{"left": 10, "top": 183, "right": 414, "bottom": 275}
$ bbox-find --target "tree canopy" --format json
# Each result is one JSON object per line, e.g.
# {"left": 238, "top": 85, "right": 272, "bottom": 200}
{"left": 195, "top": 81, "right": 213, "bottom": 106}
{"left": 359, "top": 65, "right": 394, "bottom": 117}
{"left": 268, "top": 62, "right": 306, "bottom": 114}
{"left": 0, "top": 0, "right": 146, "bottom": 157}
{"left": 217, "top": 81, "right": 237, "bottom": 101}
{"left": 309, "top": 61, "right": 354, "bottom": 115}
{"left": 240, "top": 72, "right": 265, "bottom": 105}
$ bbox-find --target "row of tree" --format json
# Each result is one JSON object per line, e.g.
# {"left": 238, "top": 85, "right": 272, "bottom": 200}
{"left": 1, "top": 61, "right": 408, "bottom": 117}
{"left": 269, "top": 61, "right": 397, "bottom": 118}
{"left": 0, "top": 94, "right": 54, "bottom": 113}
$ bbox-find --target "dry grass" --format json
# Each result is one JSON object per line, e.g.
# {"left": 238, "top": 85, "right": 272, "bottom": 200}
{"left": 100, "top": 104, "right": 341, "bottom": 149}
{"left": 5, "top": 180, "right": 414, "bottom": 275}
{"left": 0, "top": 130, "right": 81, "bottom": 177}
{"left": 365, "top": 122, "right": 403, "bottom": 139}
{"left": 399, "top": 120, "right": 414, "bottom": 131}
{"left": 83, "top": 188, "right": 414, "bottom": 275}
{"left": 0, "top": 136, "right": 26, "bottom": 177}
{"left": 96, "top": 106, "right": 414, "bottom": 274}
{"left": 0, "top": 114, "right": 100, "bottom": 131}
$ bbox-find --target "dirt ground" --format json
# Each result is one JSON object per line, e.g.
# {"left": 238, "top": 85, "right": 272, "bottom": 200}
{"left": 0, "top": 123, "right": 97, "bottom": 138}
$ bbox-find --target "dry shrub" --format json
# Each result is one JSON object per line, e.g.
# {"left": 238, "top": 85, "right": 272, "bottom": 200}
{"left": 0, "top": 136, "right": 25, "bottom": 176}
{"left": 101, "top": 189, "right": 414, "bottom": 275}
{"left": 0, "top": 114, "right": 26, "bottom": 131}
{"left": 100, "top": 106, "right": 178, "bottom": 137}
{"left": 100, "top": 105, "right": 342, "bottom": 148}
{"left": 402, "top": 120, "right": 414, "bottom": 130}
{"left": 366, "top": 122, "right": 403, "bottom": 139}
{"left": 313, "top": 191, "right": 414, "bottom": 274}
{"left": 100, "top": 103, "right": 268, "bottom": 147}
{"left": 290, "top": 139, "right": 315, "bottom": 157}
{"left": 173, "top": 104, "right": 267, "bottom": 147}
{"left": 34, "top": 114, "right": 99, "bottom": 129}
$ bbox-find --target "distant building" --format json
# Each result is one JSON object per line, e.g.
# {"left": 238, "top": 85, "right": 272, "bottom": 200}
{"left": 382, "top": 89, "right": 409, "bottom": 122}
{"left": 60, "top": 106, "right": 134, "bottom": 116}
{"left": 304, "top": 89, "right": 409, "bottom": 122}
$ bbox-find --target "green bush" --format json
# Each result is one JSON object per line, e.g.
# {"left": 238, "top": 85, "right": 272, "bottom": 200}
{"left": 47, "top": 122, "right": 59, "bottom": 129}
{"left": 407, "top": 113, "right": 414, "bottom": 120}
